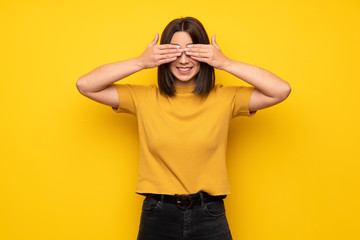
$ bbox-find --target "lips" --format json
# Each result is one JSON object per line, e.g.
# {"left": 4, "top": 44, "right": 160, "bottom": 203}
{"left": 177, "top": 67, "right": 193, "bottom": 74}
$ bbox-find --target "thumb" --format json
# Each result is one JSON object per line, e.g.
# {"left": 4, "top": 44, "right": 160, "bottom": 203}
{"left": 148, "top": 32, "right": 159, "bottom": 47}
{"left": 211, "top": 34, "right": 220, "bottom": 49}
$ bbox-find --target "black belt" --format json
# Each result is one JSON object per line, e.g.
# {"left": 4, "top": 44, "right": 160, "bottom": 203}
{"left": 144, "top": 191, "right": 226, "bottom": 210}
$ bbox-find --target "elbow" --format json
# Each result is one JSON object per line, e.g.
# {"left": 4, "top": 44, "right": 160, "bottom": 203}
{"left": 282, "top": 83, "right": 291, "bottom": 100}
{"left": 278, "top": 82, "right": 292, "bottom": 101}
{"left": 76, "top": 78, "right": 88, "bottom": 94}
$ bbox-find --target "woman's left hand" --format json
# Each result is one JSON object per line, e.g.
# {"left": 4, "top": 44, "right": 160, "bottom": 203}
{"left": 184, "top": 34, "right": 230, "bottom": 70}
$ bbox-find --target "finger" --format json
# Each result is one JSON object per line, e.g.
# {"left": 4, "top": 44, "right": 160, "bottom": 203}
{"left": 186, "top": 44, "right": 211, "bottom": 49}
{"left": 158, "top": 57, "right": 177, "bottom": 65}
{"left": 189, "top": 56, "right": 208, "bottom": 62}
{"left": 186, "top": 51, "right": 210, "bottom": 58}
{"left": 157, "top": 52, "right": 183, "bottom": 60}
{"left": 185, "top": 48, "right": 211, "bottom": 55}
{"left": 184, "top": 46, "right": 211, "bottom": 52}
{"left": 157, "top": 44, "right": 181, "bottom": 50}
{"left": 147, "top": 33, "right": 159, "bottom": 47}
{"left": 157, "top": 48, "right": 183, "bottom": 54}
{"left": 211, "top": 34, "right": 220, "bottom": 49}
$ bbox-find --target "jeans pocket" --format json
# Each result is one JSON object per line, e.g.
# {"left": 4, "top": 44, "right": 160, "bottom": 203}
{"left": 203, "top": 199, "right": 226, "bottom": 217}
{"left": 142, "top": 196, "right": 160, "bottom": 214}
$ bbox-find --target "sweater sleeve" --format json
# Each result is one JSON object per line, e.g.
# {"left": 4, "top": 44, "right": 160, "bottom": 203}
{"left": 111, "top": 84, "right": 138, "bottom": 115}
{"left": 231, "top": 86, "right": 257, "bottom": 118}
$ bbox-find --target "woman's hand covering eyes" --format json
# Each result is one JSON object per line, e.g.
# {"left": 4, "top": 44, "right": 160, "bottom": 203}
{"left": 137, "top": 33, "right": 184, "bottom": 69}
{"left": 183, "top": 34, "right": 230, "bottom": 70}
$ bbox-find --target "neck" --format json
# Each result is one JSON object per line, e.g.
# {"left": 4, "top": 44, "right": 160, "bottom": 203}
{"left": 174, "top": 83, "right": 196, "bottom": 94}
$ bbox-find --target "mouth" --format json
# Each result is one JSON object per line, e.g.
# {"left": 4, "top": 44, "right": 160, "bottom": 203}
{"left": 176, "top": 67, "right": 193, "bottom": 74}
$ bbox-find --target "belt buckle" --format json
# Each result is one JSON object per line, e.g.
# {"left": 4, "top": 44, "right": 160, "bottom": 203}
{"left": 176, "top": 194, "right": 192, "bottom": 210}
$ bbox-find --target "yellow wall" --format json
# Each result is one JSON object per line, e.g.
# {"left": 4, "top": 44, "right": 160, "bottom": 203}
{"left": 1, "top": 0, "right": 359, "bottom": 239}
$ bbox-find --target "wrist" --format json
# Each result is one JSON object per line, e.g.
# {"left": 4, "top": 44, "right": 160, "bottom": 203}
{"left": 219, "top": 57, "right": 233, "bottom": 71}
{"left": 134, "top": 56, "right": 146, "bottom": 70}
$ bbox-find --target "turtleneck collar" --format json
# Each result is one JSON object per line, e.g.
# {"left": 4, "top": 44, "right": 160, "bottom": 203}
{"left": 174, "top": 84, "right": 196, "bottom": 94}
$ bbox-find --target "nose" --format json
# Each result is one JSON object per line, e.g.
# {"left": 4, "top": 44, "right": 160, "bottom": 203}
{"left": 179, "top": 51, "right": 190, "bottom": 64}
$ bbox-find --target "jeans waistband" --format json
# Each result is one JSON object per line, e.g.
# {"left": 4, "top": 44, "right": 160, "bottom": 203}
{"left": 145, "top": 191, "right": 227, "bottom": 209}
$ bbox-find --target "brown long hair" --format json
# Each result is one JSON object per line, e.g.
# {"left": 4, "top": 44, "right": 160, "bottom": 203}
{"left": 158, "top": 17, "right": 215, "bottom": 97}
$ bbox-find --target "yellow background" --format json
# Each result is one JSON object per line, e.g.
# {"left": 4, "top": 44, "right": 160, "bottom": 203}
{"left": 1, "top": 0, "right": 359, "bottom": 239}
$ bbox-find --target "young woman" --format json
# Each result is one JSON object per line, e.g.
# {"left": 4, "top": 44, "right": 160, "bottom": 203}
{"left": 76, "top": 17, "right": 291, "bottom": 240}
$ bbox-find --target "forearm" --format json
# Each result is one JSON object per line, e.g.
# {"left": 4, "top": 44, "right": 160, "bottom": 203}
{"left": 222, "top": 58, "right": 291, "bottom": 99}
{"left": 76, "top": 57, "right": 143, "bottom": 93}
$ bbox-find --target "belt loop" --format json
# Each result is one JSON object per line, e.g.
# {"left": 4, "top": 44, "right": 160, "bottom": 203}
{"left": 199, "top": 191, "right": 205, "bottom": 207}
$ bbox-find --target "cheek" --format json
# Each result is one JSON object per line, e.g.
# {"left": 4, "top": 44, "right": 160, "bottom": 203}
{"left": 189, "top": 60, "right": 199, "bottom": 72}
{"left": 169, "top": 63, "right": 176, "bottom": 72}
{"left": 194, "top": 63, "right": 200, "bottom": 74}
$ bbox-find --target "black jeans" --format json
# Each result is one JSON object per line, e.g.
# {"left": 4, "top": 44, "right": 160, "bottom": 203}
{"left": 137, "top": 191, "right": 233, "bottom": 240}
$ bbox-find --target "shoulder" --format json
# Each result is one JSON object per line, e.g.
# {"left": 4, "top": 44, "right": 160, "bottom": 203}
{"left": 213, "top": 83, "right": 253, "bottom": 94}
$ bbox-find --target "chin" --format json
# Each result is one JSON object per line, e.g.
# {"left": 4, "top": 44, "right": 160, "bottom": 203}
{"left": 172, "top": 74, "right": 198, "bottom": 85}
{"left": 177, "top": 77, "right": 195, "bottom": 82}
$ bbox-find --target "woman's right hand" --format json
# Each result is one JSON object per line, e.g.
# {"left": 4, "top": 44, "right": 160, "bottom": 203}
{"left": 136, "top": 33, "right": 183, "bottom": 69}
